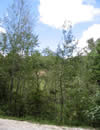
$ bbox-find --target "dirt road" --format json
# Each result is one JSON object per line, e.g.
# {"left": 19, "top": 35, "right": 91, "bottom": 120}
{"left": 0, "top": 118, "right": 94, "bottom": 130}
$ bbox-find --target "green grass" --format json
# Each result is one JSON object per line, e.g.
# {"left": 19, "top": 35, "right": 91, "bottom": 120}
{"left": 0, "top": 115, "right": 56, "bottom": 126}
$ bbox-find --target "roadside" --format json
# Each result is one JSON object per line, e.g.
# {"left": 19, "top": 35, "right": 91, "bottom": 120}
{"left": 0, "top": 118, "right": 95, "bottom": 130}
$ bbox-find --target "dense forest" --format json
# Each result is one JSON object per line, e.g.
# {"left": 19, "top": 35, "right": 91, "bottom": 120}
{"left": 0, "top": 0, "right": 100, "bottom": 128}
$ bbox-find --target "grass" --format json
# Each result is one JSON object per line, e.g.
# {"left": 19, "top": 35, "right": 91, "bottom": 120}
{"left": 0, "top": 115, "right": 56, "bottom": 125}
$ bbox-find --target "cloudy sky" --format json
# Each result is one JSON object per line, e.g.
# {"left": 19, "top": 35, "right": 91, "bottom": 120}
{"left": 0, "top": 0, "right": 100, "bottom": 51}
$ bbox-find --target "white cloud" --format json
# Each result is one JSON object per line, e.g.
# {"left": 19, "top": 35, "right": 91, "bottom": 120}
{"left": 0, "top": 27, "right": 6, "bottom": 34}
{"left": 39, "top": 0, "right": 100, "bottom": 29}
{"left": 78, "top": 24, "right": 100, "bottom": 49}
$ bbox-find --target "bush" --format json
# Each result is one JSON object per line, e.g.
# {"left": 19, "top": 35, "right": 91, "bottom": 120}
{"left": 0, "top": 109, "right": 5, "bottom": 115}
{"left": 85, "top": 105, "right": 100, "bottom": 127}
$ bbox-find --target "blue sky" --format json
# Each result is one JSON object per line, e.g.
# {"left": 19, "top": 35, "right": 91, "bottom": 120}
{"left": 0, "top": 0, "right": 100, "bottom": 52}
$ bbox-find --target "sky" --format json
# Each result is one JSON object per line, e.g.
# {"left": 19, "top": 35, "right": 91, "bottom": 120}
{"left": 0, "top": 0, "right": 100, "bottom": 52}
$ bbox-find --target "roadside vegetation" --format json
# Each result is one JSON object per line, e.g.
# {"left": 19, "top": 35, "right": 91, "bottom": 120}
{"left": 0, "top": 0, "right": 100, "bottom": 129}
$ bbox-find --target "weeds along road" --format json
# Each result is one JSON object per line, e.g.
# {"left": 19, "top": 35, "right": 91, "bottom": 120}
{"left": 0, "top": 118, "right": 94, "bottom": 130}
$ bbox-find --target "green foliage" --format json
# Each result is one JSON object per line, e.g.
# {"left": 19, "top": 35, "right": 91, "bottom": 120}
{"left": 85, "top": 105, "right": 100, "bottom": 126}
{"left": 0, "top": 0, "right": 100, "bottom": 128}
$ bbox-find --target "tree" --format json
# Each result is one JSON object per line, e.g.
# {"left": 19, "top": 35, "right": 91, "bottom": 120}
{"left": 51, "top": 23, "right": 77, "bottom": 124}
{"left": 2, "top": 0, "right": 38, "bottom": 114}
{"left": 4, "top": 0, "right": 38, "bottom": 55}
{"left": 92, "top": 39, "right": 100, "bottom": 85}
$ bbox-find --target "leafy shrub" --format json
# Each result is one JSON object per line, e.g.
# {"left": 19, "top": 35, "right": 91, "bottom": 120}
{"left": 0, "top": 109, "right": 5, "bottom": 115}
{"left": 85, "top": 105, "right": 100, "bottom": 127}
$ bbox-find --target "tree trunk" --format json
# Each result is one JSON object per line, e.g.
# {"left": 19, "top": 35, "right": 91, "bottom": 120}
{"left": 59, "top": 75, "right": 64, "bottom": 124}
{"left": 9, "top": 76, "right": 14, "bottom": 105}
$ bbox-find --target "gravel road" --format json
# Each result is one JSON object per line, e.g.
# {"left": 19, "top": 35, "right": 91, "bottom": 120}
{"left": 0, "top": 118, "right": 94, "bottom": 130}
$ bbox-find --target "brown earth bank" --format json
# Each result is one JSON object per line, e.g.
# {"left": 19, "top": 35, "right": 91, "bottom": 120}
{"left": 0, "top": 118, "right": 95, "bottom": 130}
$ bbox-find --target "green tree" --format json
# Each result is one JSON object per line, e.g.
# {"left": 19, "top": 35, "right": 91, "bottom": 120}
{"left": 1, "top": 0, "right": 38, "bottom": 116}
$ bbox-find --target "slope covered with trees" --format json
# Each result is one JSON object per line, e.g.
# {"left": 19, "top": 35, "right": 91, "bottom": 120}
{"left": 0, "top": 0, "right": 100, "bottom": 128}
